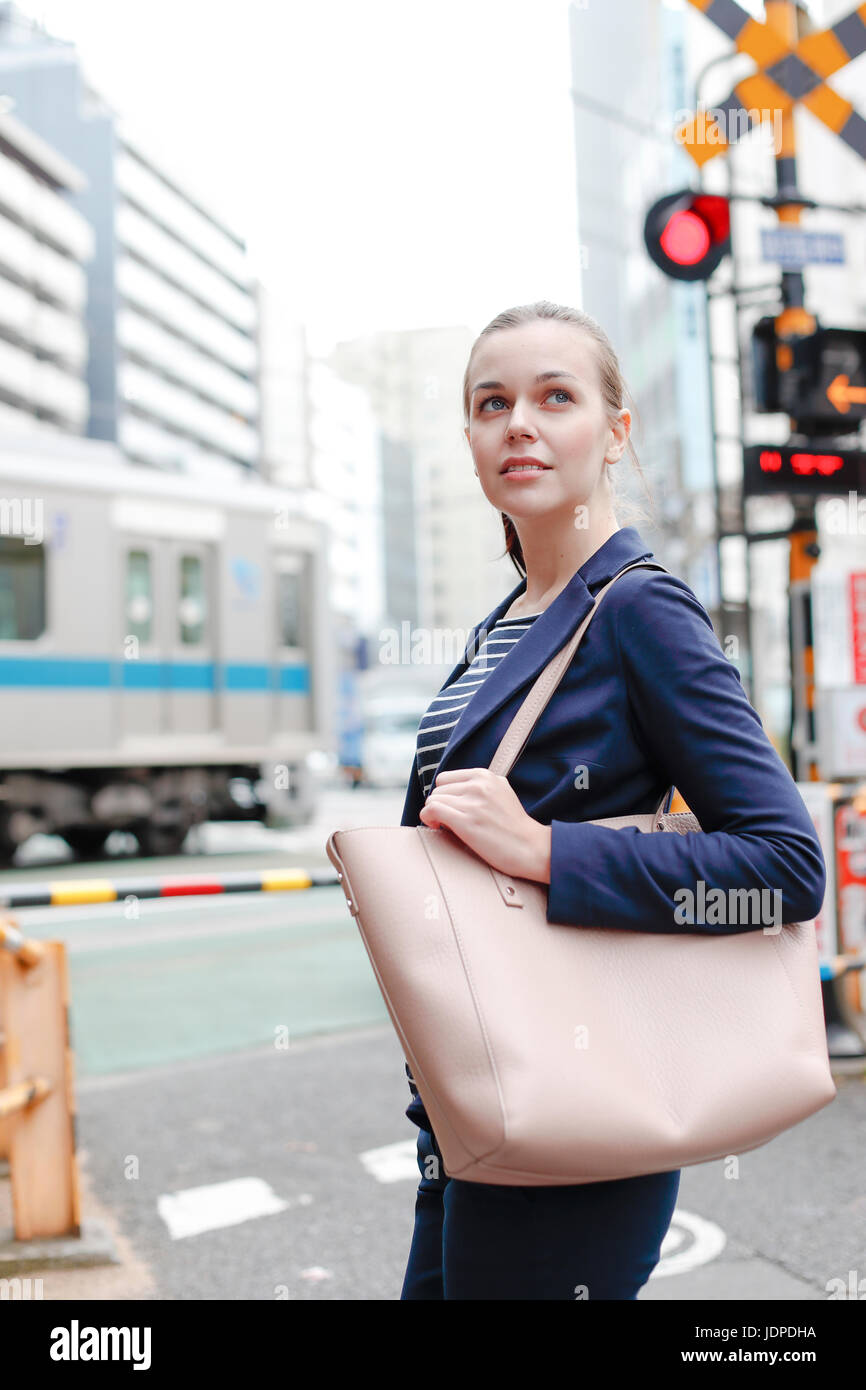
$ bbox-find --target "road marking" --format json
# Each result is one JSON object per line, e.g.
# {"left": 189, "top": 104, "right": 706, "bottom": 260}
{"left": 359, "top": 1139, "right": 419, "bottom": 1183}
{"left": 157, "top": 1177, "right": 311, "bottom": 1239}
{"left": 651, "top": 1208, "right": 727, "bottom": 1278}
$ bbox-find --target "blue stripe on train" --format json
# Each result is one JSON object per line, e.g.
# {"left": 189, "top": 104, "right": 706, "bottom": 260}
{"left": 0, "top": 657, "right": 310, "bottom": 692}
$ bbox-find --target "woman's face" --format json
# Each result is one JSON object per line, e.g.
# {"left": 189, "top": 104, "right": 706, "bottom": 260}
{"left": 463, "top": 321, "right": 629, "bottom": 523}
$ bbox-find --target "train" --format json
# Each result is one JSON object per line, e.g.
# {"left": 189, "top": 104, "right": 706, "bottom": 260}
{"left": 0, "top": 431, "right": 334, "bottom": 862}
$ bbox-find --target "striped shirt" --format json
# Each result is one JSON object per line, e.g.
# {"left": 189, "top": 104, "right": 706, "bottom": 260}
{"left": 415, "top": 610, "right": 542, "bottom": 799}
{"left": 406, "top": 609, "right": 542, "bottom": 1110}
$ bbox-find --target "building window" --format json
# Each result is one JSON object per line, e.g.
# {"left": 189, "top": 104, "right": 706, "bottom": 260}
{"left": 0, "top": 538, "right": 45, "bottom": 640}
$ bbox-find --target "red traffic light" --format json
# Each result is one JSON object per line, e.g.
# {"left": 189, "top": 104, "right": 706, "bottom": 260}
{"left": 659, "top": 210, "right": 711, "bottom": 265}
{"left": 644, "top": 189, "right": 731, "bottom": 281}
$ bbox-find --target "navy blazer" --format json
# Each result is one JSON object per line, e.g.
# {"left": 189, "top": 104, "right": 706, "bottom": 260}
{"left": 399, "top": 526, "right": 826, "bottom": 934}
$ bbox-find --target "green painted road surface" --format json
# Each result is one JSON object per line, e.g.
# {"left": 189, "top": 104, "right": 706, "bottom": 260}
{"left": 13, "top": 890, "right": 387, "bottom": 1078}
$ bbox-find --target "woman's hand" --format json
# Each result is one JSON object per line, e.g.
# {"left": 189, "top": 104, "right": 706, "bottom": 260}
{"left": 418, "top": 768, "right": 552, "bottom": 883}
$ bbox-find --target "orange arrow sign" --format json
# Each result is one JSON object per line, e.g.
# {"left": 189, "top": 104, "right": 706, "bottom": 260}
{"left": 827, "top": 374, "right": 866, "bottom": 413}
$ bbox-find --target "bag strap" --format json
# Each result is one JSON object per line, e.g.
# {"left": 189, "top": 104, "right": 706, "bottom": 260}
{"left": 487, "top": 559, "right": 672, "bottom": 816}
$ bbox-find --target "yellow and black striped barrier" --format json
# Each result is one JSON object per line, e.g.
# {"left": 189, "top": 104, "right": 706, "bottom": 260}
{"left": 0, "top": 867, "right": 339, "bottom": 910}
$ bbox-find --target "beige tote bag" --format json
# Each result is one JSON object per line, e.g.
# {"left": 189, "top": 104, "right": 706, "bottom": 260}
{"left": 326, "top": 561, "right": 836, "bottom": 1184}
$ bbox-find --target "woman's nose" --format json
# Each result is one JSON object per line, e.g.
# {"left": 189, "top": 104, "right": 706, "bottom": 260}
{"left": 506, "top": 410, "right": 536, "bottom": 439}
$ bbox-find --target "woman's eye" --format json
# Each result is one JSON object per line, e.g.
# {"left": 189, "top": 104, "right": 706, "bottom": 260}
{"left": 479, "top": 388, "right": 572, "bottom": 412}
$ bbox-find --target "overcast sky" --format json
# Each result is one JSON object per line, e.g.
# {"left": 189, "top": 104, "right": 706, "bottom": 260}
{"left": 23, "top": 0, "right": 588, "bottom": 355}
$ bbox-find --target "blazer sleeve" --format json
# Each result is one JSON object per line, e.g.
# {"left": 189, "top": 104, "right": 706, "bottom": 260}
{"left": 545, "top": 571, "right": 827, "bottom": 933}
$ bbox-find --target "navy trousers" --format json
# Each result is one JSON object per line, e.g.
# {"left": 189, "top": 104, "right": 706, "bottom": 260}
{"left": 400, "top": 1121, "right": 681, "bottom": 1300}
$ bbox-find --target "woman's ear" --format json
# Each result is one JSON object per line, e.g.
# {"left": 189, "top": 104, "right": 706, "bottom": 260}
{"left": 607, "top": 409, "right": 630, "bottom": 463}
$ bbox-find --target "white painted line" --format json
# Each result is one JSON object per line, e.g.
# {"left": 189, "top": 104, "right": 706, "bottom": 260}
{"left": 657, "top": 1222, "right": 687, "bottom": 1254}
{"left": 157, "top": 1176, "right": 309, "bottom": 1239}
{"left": 651, "top": 1208, "right": 727, "bottom": 1278}
{"left": 359, "top": 1139, "right": 419, "bottom": 1183}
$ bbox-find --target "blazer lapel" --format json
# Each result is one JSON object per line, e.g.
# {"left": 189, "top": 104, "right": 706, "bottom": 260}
{"left": 402, "top": 528, "right": 655, "bottom": 822}
{"left": 399, "top": 577, "right": 529, "bottom": 826}
{"left": 430, "top": 566, "right": 596, "bottom": 780}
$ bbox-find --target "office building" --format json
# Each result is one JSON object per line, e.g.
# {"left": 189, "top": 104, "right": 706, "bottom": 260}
{"left": 0, "top": 1, "right": 259, "bottom": 479}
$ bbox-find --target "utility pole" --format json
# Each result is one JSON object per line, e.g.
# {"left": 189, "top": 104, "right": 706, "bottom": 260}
{"left": 648, "top": 0, "right": 866, "bottom": 784}
{"left": 764, "top": 1, "right": 820, "bottom": 782}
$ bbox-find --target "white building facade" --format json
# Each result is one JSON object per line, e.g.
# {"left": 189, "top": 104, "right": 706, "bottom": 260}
{"left": 0, "top": 1, "right": 260, "bottom": 480}
{"left": 0, "top": 105, "right": 92, "bottom": 435}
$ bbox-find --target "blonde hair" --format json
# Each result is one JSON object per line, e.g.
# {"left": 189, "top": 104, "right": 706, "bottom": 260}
{"left": 462, "top": 300, "right": 656, "bottom": 576}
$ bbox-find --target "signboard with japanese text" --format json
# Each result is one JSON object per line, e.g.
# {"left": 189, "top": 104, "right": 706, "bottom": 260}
{"left": 796, "top": 782, "right": 838, "bottom": 964}
{"left": 851, "top": 573, "right": 866, "bottom": 685}
{"left": 816, "top": 688, "right": 866, "bottom": 780}
{"left": 812, "top": 569, "right": 866, "bottom": 689}
{"left": 760, "top": 228, "right": 845, "bottom": 268}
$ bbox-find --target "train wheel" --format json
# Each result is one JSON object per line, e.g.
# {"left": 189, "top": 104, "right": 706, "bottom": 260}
{"left": 63, "top": 828, "right": 110, "bottom": 859}
{"left": 0, "top": 812, "right": 17, "bottom": 866}
{"left": 135, "top": 823, "right": 190, "bottom": 857}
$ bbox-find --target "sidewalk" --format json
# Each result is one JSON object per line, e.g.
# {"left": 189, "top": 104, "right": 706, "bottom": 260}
{"left": 0, "top": 1146, "right": 157, "bottom": 1300}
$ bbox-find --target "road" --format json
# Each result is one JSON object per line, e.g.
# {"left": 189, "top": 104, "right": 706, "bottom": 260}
{"left": 0, "top": 782, "right": 863, "bottom": 1301}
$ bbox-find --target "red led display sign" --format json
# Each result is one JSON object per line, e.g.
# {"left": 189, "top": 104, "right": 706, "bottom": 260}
{"left": 743, "top": 444, "right": 865, "bottom": 496}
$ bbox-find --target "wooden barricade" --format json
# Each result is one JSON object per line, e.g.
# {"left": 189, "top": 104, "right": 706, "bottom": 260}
{"left": 0, "top": 918, "right": 81, "bottom": 1240}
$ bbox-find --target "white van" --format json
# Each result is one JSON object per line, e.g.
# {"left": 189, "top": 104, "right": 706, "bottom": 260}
{"left": 361, "top": 693, "right": 429, "bottom": 789}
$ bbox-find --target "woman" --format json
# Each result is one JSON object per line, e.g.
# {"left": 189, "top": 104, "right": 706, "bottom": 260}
{"left": 398, "top": 300, "right": 826, "bottom": 1300}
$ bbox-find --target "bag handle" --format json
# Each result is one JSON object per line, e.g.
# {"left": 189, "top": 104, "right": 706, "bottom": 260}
{"left": 485, "top": 559, "right": 672, "bottom": 818}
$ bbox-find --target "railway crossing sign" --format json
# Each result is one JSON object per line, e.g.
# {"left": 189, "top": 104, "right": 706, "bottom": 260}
{"left": 676, "top": 0, "right": 866, "bottom": 167}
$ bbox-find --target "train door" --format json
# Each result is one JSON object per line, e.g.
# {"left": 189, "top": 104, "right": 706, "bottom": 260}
{"left": 165, "top": 539, "right": 216, "bottom": 735}
{"left": 120, "top": 538, "right": 216, "bottom": 737}
{"left": 120, "top": 538, "right": 165, "bottom": 738}
{"left": 274, "top": 553, "right": 311, "bottom": 734}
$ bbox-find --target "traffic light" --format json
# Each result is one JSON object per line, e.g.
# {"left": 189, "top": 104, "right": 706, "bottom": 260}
{"left": 643, "top": 189, "right": 731, "bottom": 281}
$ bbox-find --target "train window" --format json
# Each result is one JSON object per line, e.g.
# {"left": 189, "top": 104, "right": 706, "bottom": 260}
{"left": 277, "top": 567, "right": 304, "bottom": 648}
{"left": 0, "top": 537, "right": 45, "bottom": 640}
{"left": 125, "top": 550, "right": 152, "bottom": 644}
{"left": 179, "top": 554, "right": 206, "bottom": 645}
